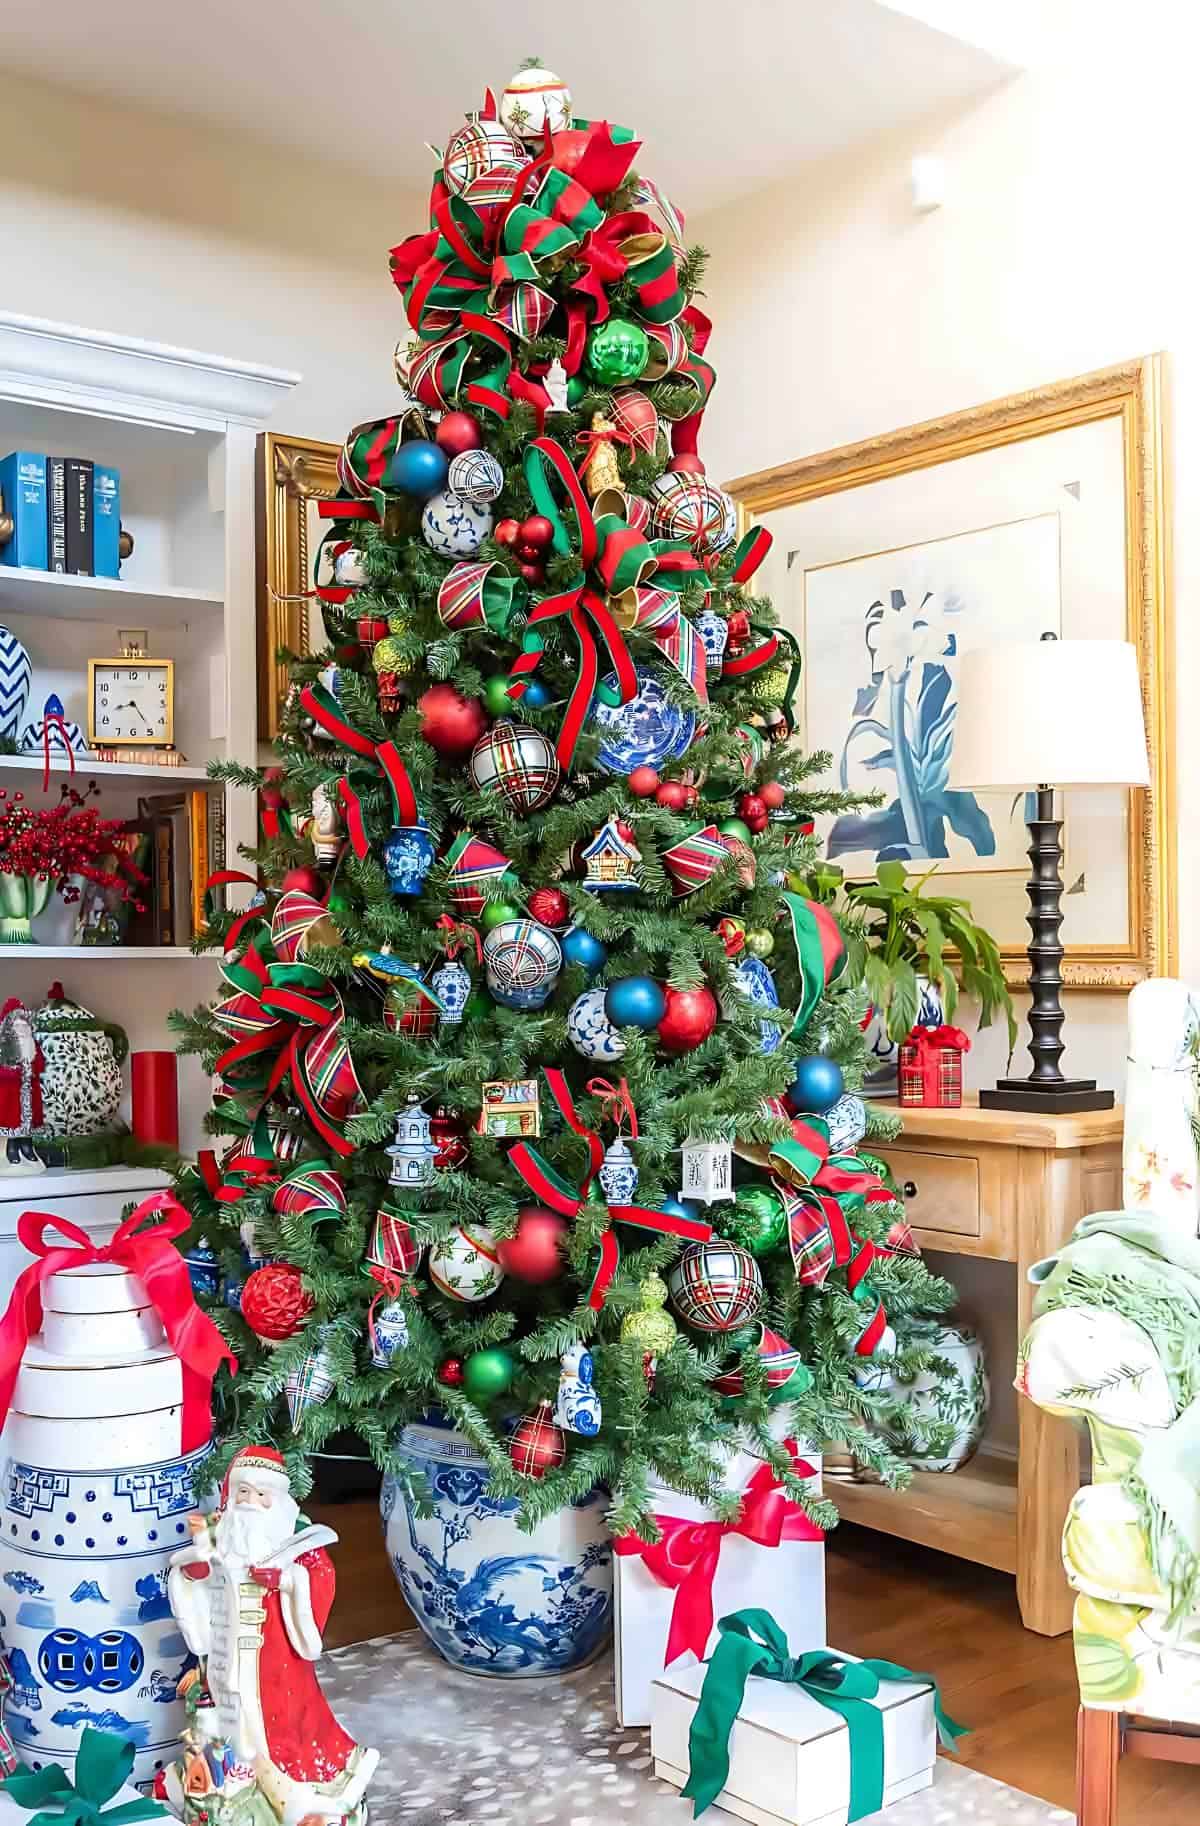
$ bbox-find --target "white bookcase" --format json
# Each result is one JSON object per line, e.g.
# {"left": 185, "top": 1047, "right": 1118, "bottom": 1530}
{"left": 0, "top": 312, "right": 300, "bottom": 1155}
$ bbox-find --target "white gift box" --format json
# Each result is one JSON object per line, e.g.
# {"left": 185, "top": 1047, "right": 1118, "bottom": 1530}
{"left": 614, "top": 1446, "right": 825, "bottom": 1728}
{"left": 651, "top": 1652, "right": 936, "bottom": 1826}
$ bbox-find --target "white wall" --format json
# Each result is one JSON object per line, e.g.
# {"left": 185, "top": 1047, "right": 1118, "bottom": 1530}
{"left": 0, "top": 77, "right": 425, "bottom": 441}
{"left": 696, "top": 0, "right": 1196, "bottom": 1091}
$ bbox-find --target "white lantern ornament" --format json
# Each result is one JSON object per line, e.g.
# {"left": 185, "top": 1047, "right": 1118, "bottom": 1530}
{"left": 386, "top": 1092, "right": 438, "bottom": 1188}
{"left": 680, "top": 1135, "right": 734, "bottom": 1205}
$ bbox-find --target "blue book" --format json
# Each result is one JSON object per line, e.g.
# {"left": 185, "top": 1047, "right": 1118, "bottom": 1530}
{"left": 0, "top": 451, "right": 47, "bottom": 570}
{"left": 93, "top": 464, "right": 120, "bottom": 578}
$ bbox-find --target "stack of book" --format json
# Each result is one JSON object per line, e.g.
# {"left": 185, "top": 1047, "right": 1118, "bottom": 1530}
{"left": 126, "top": 788, "right": 226, "bottom": 946}
{"left": 0, "top": 451, "right": 122, "bottom": 577}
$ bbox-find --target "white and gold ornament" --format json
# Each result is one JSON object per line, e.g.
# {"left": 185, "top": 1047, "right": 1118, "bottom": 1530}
{"left": 429, "top": 1220, "right": 506, "bottom": 1302}
{"left": 499, "top": 64, "right": 572, "bottom": 142}
{"left": 308, "top": 782, "right": 344, "bottom": 865}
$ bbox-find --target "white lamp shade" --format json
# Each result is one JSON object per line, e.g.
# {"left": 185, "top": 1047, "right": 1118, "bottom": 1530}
{"left": 948, "top": 639, "right": 1149, "bottom": 790}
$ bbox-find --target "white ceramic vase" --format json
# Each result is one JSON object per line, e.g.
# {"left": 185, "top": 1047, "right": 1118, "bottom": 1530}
{"left": 879, "top": 1319, "right": 989, "bottom": 1472}
{"left": 0, "top": 1262, "right": 208, "bottom": 1784}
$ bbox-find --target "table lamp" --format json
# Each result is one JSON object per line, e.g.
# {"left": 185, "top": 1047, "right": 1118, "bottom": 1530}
{"left": 949, "top": 636, "right": 1149, "bottom": 1112}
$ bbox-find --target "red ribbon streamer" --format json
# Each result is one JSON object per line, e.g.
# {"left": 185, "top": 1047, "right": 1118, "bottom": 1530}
{"left": 585, "top": 1076, "right": 639, "bottom": 1137}
{"left": 40, "top": 714, "right": 76, "bottom": 794}
{"left": 612, "top": 1443, "right": 823, "bottom": 1665}
{"left": 0, "top": 1195, "right": 237, "bottom": 1455}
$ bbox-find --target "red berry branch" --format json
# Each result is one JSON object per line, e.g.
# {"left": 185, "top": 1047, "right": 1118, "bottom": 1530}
{"left": 0, "top": 785, "right": 146, "bottom": 907}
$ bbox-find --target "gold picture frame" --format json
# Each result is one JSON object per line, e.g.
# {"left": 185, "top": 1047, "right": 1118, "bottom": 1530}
{"left": 726, "top": 356, "right": 1175, "bottom": 988}
{"left": 255, "top": 431, "right": 341, "bottom": 742}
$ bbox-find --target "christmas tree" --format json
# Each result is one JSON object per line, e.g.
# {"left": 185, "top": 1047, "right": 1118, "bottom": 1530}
{"left": 175, "top": 61, "right": 951, "bottom": 1532}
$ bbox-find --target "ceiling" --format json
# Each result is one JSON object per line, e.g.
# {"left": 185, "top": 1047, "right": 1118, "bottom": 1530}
{"left": 5, "top": 0, "right": 1015, "bottom": 213}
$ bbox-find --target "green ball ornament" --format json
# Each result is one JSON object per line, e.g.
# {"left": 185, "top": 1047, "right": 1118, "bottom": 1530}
{"left": 462, "top": 1346, "right": 515, "bottom": 1401}
{"left": 481, "top": 898, "right": 523, "bottom": 933}
{"left": 718, "top": 818, "right": 753, "bottom": 843}
{"left": 726, "top": 1188, "right": 788, "bottom": 1257}
{"left": 585, "top": 317, "right": 650, "bottom": 386}
{"left": 566, "top": 375, "right": 588, "bottom": 406}
{"left": 326, "top": 890, "right": 355, "bottom": 923}
{"left": 745, "top": 927, "right": 775, "bottom": 959}
{"left": 483, "top": 673, "right": 519, "bottom": 717}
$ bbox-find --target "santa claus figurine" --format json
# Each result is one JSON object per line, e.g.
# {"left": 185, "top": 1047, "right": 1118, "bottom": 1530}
{"left": 163, "top": 1445, "right": 378, "bottom": 1826}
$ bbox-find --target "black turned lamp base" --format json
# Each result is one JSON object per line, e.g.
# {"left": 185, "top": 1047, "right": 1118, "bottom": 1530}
{"left": 980, "top": 1077, "right": 1114, "bottom": 1113}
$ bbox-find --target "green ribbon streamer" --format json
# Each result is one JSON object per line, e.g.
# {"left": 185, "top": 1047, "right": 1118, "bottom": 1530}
{"left": 3, "top": 1729, "right": 167, "bottom": 1826}
{"left": 682, "top": 1610, "right": 967, "bottom": 1822}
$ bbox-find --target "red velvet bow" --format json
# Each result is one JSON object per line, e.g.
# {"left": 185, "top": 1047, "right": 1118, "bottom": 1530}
{"left": 905, "top": 1024, "right": 971, "bottom": 1053}
{"left": 613, "top": 1443, "right": 823, "bottom": 1665}
{"left": 0, "top": 1194, "right": 237, "bottom": 1454}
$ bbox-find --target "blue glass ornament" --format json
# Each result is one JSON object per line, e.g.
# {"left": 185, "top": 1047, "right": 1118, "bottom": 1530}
{"left": 561, "top": 925, "right": 608, "bottom": 973}
{"left": 789, "top": 1054, "right": 845, "bottom": 1115}
{"left": 184, "top": 1240, "right": 219, "bottom": 1299}
{"left": 659, "top": 1195, "right": 703, "bottom": 1223}
{"left": 384, "top": 438, "right": 449, "bottom": 499}
{"left": 430, "top": 956, "right": 472, "bottom": 1025}
{"left": 523, "top": 678, "right": 550, "bottom": 710}
{"left": 604, "top": 975, "right": 666, "bottom": 1030}
{"left": 384, "top": 822, "right": 435, "bottom": 896}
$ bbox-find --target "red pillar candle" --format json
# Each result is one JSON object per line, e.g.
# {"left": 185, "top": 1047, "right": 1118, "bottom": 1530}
{"left": 132, "top": 1050, "right": 179, "bottom": 1148}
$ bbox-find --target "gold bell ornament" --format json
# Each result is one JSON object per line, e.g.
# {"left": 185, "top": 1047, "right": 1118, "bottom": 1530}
{"left": 577, "top": 412, "right": 625, "bottom": 499}
{"left": 620, "top": 1271, "right": 678, "bottom": 1388}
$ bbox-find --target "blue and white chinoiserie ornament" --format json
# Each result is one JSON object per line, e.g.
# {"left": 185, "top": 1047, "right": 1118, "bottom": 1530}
{"left": 0, "top": 1261, "right": 211, "bottom": 1786}
{"left": 731, "top": 953, "right": 783, "bottom": 1055}
{"left": 598, "top": 1134, "right": 638, "bottom": 1204}
{"left": 554, "top": 1344, "right": 602, "bottom": 1436}
{"left": 581, "top": 817, "right": 642, "bottom": 892}
{"left": 386, "top": 1092, "right": 437, "bottom": 1189}
{"left": 567, "top": 987, "right": 626, "bottom": 1062}
{"left": 380, "top": 1415, "right": 612, "bottom": 1675}
{"left": 421, "top": 489, "right": 493, "bottom": 558}
{"left": 483, "top": 919, "right": 562, "bottom": 1010}
{"left": 0, "top": 625, "right": 32, "bottom": 744}
{"left": 825, "top": 1092, "right": 868, "bottom": 1155}
{"left": 19, "top": 693, "right": 88, "bottom": 756}
{"left": 383, "top": 822, "right": 436, "bottom": 896}
{"left": 593, "top": 666, "right": 696, "bottom": 774}
{"left": 695, "top": 607, "right": 729, "bottom": 677}
{"left": 430, "top": 955, "right": 472, "bottom": 1025}
{"left": 447, "top": 448, "right": 504, "bottom": 505}
{"left": 183, "top": 1238, "right": 220, "bottom": 1299}
{"left": 370, "top": 1298, "right": 410, "bottom": 1368}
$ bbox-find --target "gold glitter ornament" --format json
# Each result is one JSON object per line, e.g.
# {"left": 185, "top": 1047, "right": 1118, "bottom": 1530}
{"left": 372, "top": 634, "right": 416, "bottom": 677}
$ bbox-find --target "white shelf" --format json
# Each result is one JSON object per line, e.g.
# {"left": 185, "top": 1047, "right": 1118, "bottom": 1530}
{"left": 0, "top": 567, "right": 221, "bottom": 626}
{"left": 0, "top": 1164, "right": 172, "bottom": 1204}
{"left": 0, "top": 945, "right": 216, "bottom": 960}
{"left": 0, "top": 751, "right": 215, "bottom": 784}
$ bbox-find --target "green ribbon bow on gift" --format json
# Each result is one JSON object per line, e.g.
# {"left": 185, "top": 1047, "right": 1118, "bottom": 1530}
{"left": 2, "top": 1729, "right": 167, "bottom": 1826}
{"left": 682, "top": 1610, "right": 968, "bottom": 1822}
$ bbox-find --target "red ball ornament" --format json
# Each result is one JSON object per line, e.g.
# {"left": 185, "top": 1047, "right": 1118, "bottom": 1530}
{"left": 518, "top": 562, "right": 545, "bottom": 586}
{"left": 509, "top": 1401, "right": 567, "bottom": 1478}
{"left": 494, "top": 518, "right": 521, "bottom": 548}
{"left": 431, "top": 1106, "right": 470, "bottom": 1170}
{"left": 528, "top": 885, "right": 571, "bottom": 929}
{"left": 615, "top": 819, "right": 638, "bottom": 843}
{"left": 241, "top": 1263, "right": 314, "bottom": 1343}
{"left": 683, "top": 785, "right": 700, "bottom": 808}
{"left": 418, "top": 683, "right": 488, "bottom": 758}
{"left": 434, "top": 411, "right": 483, "bottom": 457}
{"left": 655, "top": 780, "right": 689, "bottom": 812}
{"left": 671, "top": 452, "right": 706, "bottom": 475}
{"left": 739, "top": 794, "right": 769, "bottom": 834}
{"left": 759, "top": 781, "right": 787, "bottom": 810}
{"left": 280, "top": 866, "right": 326, "bottom": 899}
{"left": 628, "top": 765, "right": 660, "bottom": 798}
{"left": 497, "top": 1207, "right": 569, "bottom": 1284}
{"left": 658, "top": 984, "right": 719, "bottom": 1053}
{"left": 437, "top": 1356, "right": 465, "bottom": 1387}
{"left": 519, "top": 515, "right": 554, "bottom": 550}
{"left": 516, "top": 539, "right": 544, "bottom": 563}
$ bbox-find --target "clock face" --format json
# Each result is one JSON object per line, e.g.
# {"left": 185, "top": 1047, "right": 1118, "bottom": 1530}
{"left": 91, "top": 661, "right": 173, "bottom": 745}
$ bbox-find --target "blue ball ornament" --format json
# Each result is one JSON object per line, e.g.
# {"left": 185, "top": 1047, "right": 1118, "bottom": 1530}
{"left": 561, "top": 925, "right": 608, "bottom": 974}
{"left": 789, "top": 1054, "right": 845, "bottom": 1115}
{"left": 605, "top": 975, "right": 666, "bottom": 1031}
{"left": 522, "top": 678, "right": 550, "bottom": 710}
{"left": 384, "top": 438, "right": 449, "bottom": 500}
{"left": 659, "top": 1195, "right": 703, "bottom": 1223}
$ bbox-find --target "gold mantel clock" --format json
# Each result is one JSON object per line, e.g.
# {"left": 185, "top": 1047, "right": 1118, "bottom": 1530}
{"left": 87, "top": 634, "right": 175, "bottom": 747}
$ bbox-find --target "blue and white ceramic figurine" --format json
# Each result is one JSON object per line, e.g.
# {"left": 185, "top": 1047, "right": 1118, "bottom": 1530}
{"left": 598, "top": 1134, "right": 638, "bottom": 1203}
{"left": 19, "top": 693, "right": 88, "bottom": 757}
{"left": 0, "top": 626, "right": 32, "bottom": 745}
{"left": 386, "top": 1093, "right": 437, "bottom": 1189}
{"left": 567, "top": 988, "right": 626, "bottom": 1063}
{"left": 593, "top": 666, "right": 695, "bottom": 774}
{"left": 825, "top": 1093, "right": 868, "bottom": 1154}
{"left": 370, "top": 1299, "right": 410, "bottom": 1368}
{"left": 430, "top": 955, "right": 471, "bottom": 1025}
{"left": 182, "top": 1240, "right": 220, "bottom": 1300}
{"left": 730, "top": 954, "right": 783, "bottom": 1056}
{"left": 554, "top": 1345, "right": 602, "bottom": 1436}
{"left": 383, "top": 823, "right": 435, "bottom": 896}
{"left": 380, "top": 1416, "right": 612, "bottom": 1675}
{"left": 694, "top": 608, "right": 729, "bottom": 677}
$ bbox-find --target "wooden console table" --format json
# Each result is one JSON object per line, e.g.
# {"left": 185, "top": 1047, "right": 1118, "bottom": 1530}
{"left": 836, "top": 1098, "right": 1123, "bottom": 1636}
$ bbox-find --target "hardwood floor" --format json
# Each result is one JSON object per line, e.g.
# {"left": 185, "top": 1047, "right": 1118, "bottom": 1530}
{"left": 311, "top": 1499, "right": 1200, "bottom": 1824}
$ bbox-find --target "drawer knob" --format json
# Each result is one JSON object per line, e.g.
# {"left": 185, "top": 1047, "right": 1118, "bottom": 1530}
{"left": 902, "top": 1180, "right": 919, "bottom": 1199}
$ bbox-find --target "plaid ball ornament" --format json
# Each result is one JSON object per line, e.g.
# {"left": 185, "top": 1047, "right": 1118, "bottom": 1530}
{"left": 442, "top": 115, "right": 528, "bottom": 205}
{"left": 508, "top": 1400, "right": 567, "bottom": 1478}
{"left": 648, "top": 472, "right": 738, "bottom": 555}
{"left": 667, "top": 1239, "right": 764, "bottom": 1332}
{"left": 469, "top": 718, "right": 560, "bottom": 814}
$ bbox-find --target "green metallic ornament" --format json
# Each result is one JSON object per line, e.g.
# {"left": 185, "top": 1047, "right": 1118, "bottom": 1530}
{"left": 326, "top": 889, "right": 355, "bottom": 923}
{"left": 718, "top": 818, "right": 753, "bottom": 844}
{"left": 745, "top": 927, "right": 775, "bottom": 959}
{"left": 483, "top": 673, "right": 519, "bottom": 717}
{"left": 725, "top": 1188, "right": 788, "bottom": 1257}
{"left": 567, "top": 374, "right": 588, "bottom": 406}
{"left": 585, "top": 317, "right": 650, "bottom": 386}
{"left": 462, "top": 1346, "right": 515, "bottom": 1401}
{"left": 480, "top": 897, "right": 523, "bottom": 933}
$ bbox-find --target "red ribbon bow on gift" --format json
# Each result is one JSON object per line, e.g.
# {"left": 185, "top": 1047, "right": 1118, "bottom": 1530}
{"left": 0, "top": 1194, "right": 237, "bottom": 1455}
{"left": 905, "top": 1024, "right": 971, "bottom": 1053}
{"left": 613, "top": 1442, "right": 823, "bottom": 1665}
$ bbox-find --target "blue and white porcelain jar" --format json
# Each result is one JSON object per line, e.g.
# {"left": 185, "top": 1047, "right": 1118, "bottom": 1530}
{"left": 383, "top": 823, "right": 435, "bottom": 896}
{"left": 380, "top": 1417, "right": 612, "bottom": 1677}
{"left": 430, "top": 956, "right": 471, "bottom": 1025}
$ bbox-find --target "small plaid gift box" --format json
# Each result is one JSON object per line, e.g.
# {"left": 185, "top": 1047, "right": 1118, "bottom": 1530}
{"left": 898, "top": 1025, "right": 971, "bottom": 1108}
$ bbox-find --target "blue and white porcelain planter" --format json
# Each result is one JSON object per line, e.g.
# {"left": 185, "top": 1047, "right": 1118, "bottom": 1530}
{"left": 863, "top": 974, "right": 944, "bottom": 1096}
{"left": 380, "top": 1417, "right": 612, "bottom": 1677}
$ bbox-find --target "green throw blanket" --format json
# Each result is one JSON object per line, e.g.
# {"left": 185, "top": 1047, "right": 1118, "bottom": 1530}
{"left": 1031, "top": 1211, "right": 1200, "bottom": 1624}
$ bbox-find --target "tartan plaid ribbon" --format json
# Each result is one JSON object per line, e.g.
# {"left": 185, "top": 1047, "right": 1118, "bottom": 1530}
{"left": 614, "top": 583, "right": 708, "bottom": 704}
{"left": 772, "top": 1120, "right": 893, "bottom": 1357}
{"left": 507, "top": 1069, "right": 712, "bottom": 1305}
{"left": 437, "top": 559, "right": 527, "bottom": 635}
{"left": 339, "top": 408, "right": 428, "bottom": 515}
{"left": 271, "top": 1159, "right": 347, "bottom": 1222}
{"left": 297, "top": 681, "right": 420, "bottom": 858}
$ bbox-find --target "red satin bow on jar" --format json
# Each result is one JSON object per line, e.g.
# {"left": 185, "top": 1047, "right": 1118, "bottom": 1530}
{"left": 613, "top": 1443, "right": 823, "bottom": 1665}
{"left": 0, "top": 1194, "right": 237, "bottom": 1455}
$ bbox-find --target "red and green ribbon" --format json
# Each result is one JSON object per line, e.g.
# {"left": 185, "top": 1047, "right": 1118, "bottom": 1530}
{"left": 781, "top": 892, "right": 846, "bottom": 1036}
{"left": 298, "top": 682, "right": 422, "bottom": 859}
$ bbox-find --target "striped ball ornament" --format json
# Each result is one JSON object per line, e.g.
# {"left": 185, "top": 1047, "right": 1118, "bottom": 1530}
{"left": 428, "top": 1221, "right": 506, "bottom": 1302}
{"left": 648, "top": 472, "right": 738, "bottom": 555}
{"left": 667, "top": 1238, "right": 764, "bottom": 1333}
{"left": 448, "top": 447, "right": 504, "bottom": 505}
{"left": 469, "top": 718, "right": 560, "bottom": 814}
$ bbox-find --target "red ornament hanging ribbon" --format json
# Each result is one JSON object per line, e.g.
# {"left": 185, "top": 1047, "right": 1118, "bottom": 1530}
{"left": 612, "top": 1442, "right": 823, "bottom": 1665}
{"left": 584, "top": 1076, "right": 638, "bottom": 1136}
{"left": 0, "top": 1195, "right": 237, "bottom": 1454}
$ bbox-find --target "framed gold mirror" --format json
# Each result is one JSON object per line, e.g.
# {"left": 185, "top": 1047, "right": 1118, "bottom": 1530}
{"left": 255, "top": 432, "right": 340, "bottom": 742}
{"left": 726, "top": 357, "right": 1174, "bottom": 988}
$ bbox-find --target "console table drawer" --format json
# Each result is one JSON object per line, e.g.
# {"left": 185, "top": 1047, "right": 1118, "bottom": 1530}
{"left": 879, "top": 1147, "right": 980, "bottom": 1237}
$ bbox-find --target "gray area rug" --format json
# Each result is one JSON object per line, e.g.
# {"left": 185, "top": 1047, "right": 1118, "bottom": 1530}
{"left": 324, "top": 1631, "right": 1072, "bottom": 1826}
